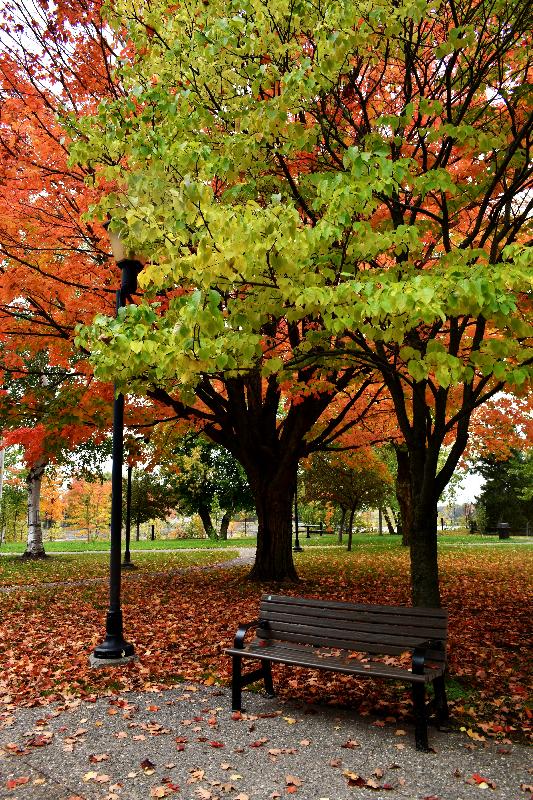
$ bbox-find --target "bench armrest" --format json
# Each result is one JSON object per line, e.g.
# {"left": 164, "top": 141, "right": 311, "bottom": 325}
{"left": 234, "top": 619, "right": 271, "bottom": 648}
{"left": 412, "top": 639, "right": 444, "bottom": 675}
{"left": 234, "top": 621, "right": 258, "bottom": 649}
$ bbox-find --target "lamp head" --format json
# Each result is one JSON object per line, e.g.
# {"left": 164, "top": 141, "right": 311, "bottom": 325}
{"left": 104, "top": 220, "right": 143, "bottom": 296}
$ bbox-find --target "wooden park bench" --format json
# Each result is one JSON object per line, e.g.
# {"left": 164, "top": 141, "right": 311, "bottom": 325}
{"left": 225, "top": 594, "right": 449, "bottom": 751}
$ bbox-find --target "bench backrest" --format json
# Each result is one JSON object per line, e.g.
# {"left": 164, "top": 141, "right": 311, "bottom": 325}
{"left": 257, "top": 594, "right": 447, "bottom": 665}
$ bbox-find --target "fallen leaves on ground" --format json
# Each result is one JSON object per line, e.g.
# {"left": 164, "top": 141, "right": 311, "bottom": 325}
{"left": 0, "top": 545, "right": 529, "bottom": 743}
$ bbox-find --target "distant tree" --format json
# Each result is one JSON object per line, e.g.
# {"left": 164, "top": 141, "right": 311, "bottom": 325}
{"left": 41, "top": 474, "right": 66, "bottom": 529}
{"left": 170, "top": 434, "right": 255, "bottom": 539}
{"left": 475, "top": 502, "right": 488, "bottom": 536}
{"left": 475, "top": 451, "right": 533, "bottom": 532}
{"left": 303, "top": 449, "right": 393, "bottom": 550}
{"left": 65, "top": 478, "right": 112, "bottom": 541}
{"left": 125, "top": 471, "right": 179, "bottom": 541}
{"left": 0, "top": 483, "right": 26, "bottom": 543}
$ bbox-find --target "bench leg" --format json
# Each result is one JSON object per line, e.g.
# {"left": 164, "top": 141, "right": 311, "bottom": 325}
{"left": 232, "top": 655, "right": 242, "bottom": 712}
{"left": 412, "top": 683, "right": 429, "bottom": 752}
{"left": 433, "top": 675, "right": 449, "bottom": 726}
{"left": 262, "top": 661, "right": 275, "bottom": 698}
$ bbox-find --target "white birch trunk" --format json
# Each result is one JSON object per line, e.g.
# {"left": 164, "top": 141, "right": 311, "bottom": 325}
{"left": 0, "top": 448, "right": 4, "bottom": 545}
{"left": 25, "top": 458, "right": 47, "bottom": 558}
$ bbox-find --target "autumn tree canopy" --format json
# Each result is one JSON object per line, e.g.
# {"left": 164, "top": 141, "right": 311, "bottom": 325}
{"left": 72, "top": 0, "right": 532, "bottom": 599}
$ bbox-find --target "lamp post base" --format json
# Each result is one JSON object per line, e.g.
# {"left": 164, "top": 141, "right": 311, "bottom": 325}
{"left": 121, "top": 561, "right": 137, "bottom": 570}
{"left": 91, "top": 610, "right": 135, "bottom": 660}
{"left": 89, "top": 652, "right": 137, "bottom": 668}
{"left": 293, "top": 544, "right": 304, "bottom": 552}
{"left": 91, "top": 636, "right": 135, "bottom": 661}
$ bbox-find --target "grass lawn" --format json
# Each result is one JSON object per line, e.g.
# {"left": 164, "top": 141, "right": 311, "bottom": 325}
{"left": 2, "top": 530, "right": 530, "bottom": 554}
{"left": 0, "top": 539, "right": 529, "bottom": 744}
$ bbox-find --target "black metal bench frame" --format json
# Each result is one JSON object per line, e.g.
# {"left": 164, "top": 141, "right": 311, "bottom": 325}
{"left": 225, "top": 594, "right": 449, "bottom": 751}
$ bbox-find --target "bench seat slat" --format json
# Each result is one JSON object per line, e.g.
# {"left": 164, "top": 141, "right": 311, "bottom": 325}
{"left": 225, "top": 642, "right": 442, "bottom": 683}
{"left": 259, "top": 612, "right": 447, "bottom": 643}
{"left": 260, "top": 595, "right": 447, "bottom": 620}
{"left": 260, "top": 601, "right": 447, "bottom": 630}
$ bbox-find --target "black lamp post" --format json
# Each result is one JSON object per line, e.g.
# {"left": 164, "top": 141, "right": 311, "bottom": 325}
{"left": 91, "top": 225, "right": 142, "bottom": 662}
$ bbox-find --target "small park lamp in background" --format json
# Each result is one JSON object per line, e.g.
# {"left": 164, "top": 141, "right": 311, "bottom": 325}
{"left": 90, "top": 222, "right": 143, "bottom": 664}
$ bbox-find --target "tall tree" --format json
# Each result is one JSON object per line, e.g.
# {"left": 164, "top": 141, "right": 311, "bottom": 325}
{"left": 73, "top": 0, "right": 532, "bottom": 600}
{"left": 0, "top": 0, "right": 122, "bottom": 556}
{"left": 0, "top": 0, "right": 382, "bottom": 580}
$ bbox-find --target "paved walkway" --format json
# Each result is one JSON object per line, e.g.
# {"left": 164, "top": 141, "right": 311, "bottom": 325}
{"left": 0, "top": 684, "right": 529, "bottom": 800}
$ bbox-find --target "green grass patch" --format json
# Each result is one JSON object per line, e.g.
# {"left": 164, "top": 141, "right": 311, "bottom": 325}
{"left": 2, "top": 531, "right": 530, "bottom": 556}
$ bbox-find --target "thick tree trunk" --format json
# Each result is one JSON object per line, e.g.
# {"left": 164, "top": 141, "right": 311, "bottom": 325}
{"left": 24, "top": 458, "right": 47, "bottom": 559}
{"left": 408, "top": 432, "right": 441, "bottom": 607}
{"left": 248, "top": 478, "right": 298, "bottom": 582}
{"left": 410, "top": 491, "right": 441, "bottom": 607}
{"left": 198, "top": 505, "right": 217, "bottom": 539}
{"left": 219, "top": 511, "right": 231, "bottom": 540}
{"left": 395, "top": 446, "right": 413, "bottom": 547}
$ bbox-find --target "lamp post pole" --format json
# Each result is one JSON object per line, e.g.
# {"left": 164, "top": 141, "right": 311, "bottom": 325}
{"left": 91, "top": 238, "right": 142, "bottom": 663}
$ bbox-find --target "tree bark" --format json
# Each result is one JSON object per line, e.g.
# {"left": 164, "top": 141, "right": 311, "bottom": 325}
{"left": 407, "top": 424, "right": 442, "bottom": 607}
{"left": 248, "top": 477, "right": 298, "bottom": 582}
{"left": 395, "top": 445, "right": 413, "bottom": 547}
{"left": 219, "top": 510, "right": 231, "bottom": 540}
{"left": 410, "top": 490, "right": 441, "bottom": 607}
{"left": 24, "top": 458, "right": 47, "bottom": 558}
{"left": 198, "top": 505, "right": 217, "bottom": 539}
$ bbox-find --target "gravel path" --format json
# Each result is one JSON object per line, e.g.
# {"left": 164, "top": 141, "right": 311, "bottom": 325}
{"left": 0, "top": 684, "right": 529, "bottom": 800}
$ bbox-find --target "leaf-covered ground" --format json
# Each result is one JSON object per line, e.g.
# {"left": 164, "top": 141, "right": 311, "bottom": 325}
{"left": 0, "top": 543, "right": 530, "bottom": 745}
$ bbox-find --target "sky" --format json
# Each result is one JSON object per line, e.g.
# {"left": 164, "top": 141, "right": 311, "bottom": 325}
{"left": 453, "top": 471, "right": 485, "bottom": 504}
